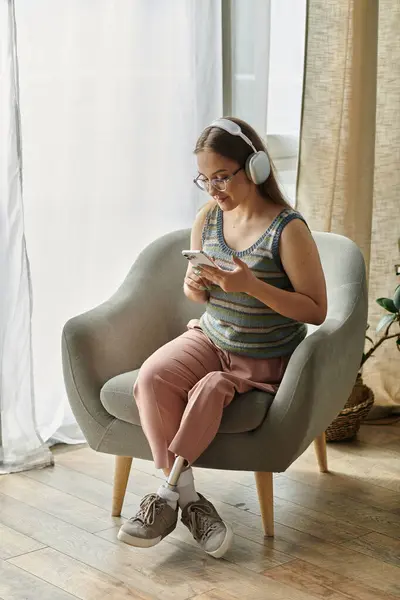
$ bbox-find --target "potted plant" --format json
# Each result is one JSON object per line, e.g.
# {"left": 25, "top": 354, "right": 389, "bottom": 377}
{"left": 326, "top": 285, "right": 400, "bottom": 442}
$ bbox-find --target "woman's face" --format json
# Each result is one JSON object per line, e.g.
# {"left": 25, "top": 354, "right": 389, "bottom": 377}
{"left": 196, "top": 151, "right": 251, "bottom": 211}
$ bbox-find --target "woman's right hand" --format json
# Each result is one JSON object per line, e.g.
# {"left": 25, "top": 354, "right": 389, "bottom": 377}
{"left": 184, "top": 267, "right": 210, "bottom": 291}
{"left": 183, "top": 267, "right": 210, "bottom": 303}
{"left": 184, "top": 201, "right": 215, "bottom": 304}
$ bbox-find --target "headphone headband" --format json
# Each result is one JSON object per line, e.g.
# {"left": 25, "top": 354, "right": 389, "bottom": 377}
{"left": 210, "top": 119, "right": 257, "bottom": 153}
{"left": 207, "top": 118, "right": 270, "bottom": 185}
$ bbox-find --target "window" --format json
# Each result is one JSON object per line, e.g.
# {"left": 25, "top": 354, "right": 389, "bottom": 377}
{"left": 223, "top": 0, "right": 307, "bottom": 202}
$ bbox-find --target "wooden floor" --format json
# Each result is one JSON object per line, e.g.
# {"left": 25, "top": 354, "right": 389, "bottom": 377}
{"left": 1, "top": 422, "right": 400, "bottom": 600}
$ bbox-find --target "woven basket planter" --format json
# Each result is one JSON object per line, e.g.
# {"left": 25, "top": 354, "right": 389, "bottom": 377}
{"left": 326, "top": 376, "right": 374, "bottom": 442}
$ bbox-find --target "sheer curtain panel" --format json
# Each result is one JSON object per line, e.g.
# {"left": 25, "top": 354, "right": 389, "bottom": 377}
{"left": 11, "top": 0, "right": 223, "bottom": 452}
{"left": 0, "top": 0, "right": 53, "bottom": 473}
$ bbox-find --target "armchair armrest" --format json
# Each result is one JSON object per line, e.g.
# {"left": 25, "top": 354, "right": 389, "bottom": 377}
{"left": 62, "top": 230, "right": 193, "bottom": 446}
{"left": 263, "top": 279, "right": 368, "bottom": 463}
{"left": 62, "top": 272, "right": 171, "bottom": 441}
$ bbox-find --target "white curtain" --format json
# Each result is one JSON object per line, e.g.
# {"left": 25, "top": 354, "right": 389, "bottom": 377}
{"left": 0, "top": 0, "right": 53, "bottom": 473}
{"left": 1, "top": 0, "right": 223, "bottom": 469}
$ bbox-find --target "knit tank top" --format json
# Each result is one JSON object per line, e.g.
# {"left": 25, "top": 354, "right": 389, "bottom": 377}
{"left": 200, "top": 204, "right": 308, "bottom": 358}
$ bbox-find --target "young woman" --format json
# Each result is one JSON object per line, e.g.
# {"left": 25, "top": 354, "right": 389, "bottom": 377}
{"left": 118, "top": 117, "right": 327, "bottom": 558}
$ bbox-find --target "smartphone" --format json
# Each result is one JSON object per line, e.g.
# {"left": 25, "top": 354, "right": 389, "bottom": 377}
{"left": 181, "top": 250, "right": 215, "bottom": 268}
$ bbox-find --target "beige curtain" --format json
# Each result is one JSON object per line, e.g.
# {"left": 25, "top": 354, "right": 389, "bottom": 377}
{"left": 297, "top": 0, "right": 400, "bottom": 415}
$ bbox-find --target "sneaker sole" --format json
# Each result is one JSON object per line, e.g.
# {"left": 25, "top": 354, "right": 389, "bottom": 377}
{"left": 117, "top": 529, "right": 162, "bottom": 548}
{"left": 117, "top": 520, "right": 177, "bottom": 548}
{"left": 205, "top": 522, "right": 234, "bottom": 559}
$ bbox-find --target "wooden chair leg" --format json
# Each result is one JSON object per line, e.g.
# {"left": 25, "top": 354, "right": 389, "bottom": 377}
{"left": 254, "top": 471, "right": 274, "bottom": 537}
{"left": 314, "top": 432, "right": 328, "bottom": 473}
{"left": 112, "top": 456, "right": 133, "bottom": 516}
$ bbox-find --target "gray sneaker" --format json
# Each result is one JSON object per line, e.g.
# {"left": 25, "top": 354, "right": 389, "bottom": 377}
{"left": 117, "top": 493, "right": 178, "bottom": 548}
{"left": 181, "top": 494, "right": 233, "bottom": 558}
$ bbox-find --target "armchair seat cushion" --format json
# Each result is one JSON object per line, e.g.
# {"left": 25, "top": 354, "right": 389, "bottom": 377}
{"left": 100, "top": 370, "right": 275, "bottom": 434}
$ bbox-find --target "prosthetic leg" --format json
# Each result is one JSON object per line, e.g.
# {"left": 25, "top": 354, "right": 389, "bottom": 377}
{"left": 165, "top": 455, "right": 186, "bottom": 489}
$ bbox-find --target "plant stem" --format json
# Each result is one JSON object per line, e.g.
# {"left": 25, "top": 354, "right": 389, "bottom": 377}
{"left": 362, "top": 333, "right": 400, "bottom": 365}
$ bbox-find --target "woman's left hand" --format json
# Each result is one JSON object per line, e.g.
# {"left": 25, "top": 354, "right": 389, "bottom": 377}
{"left": 199, "top": 256, "right": 256, "bottom": 294}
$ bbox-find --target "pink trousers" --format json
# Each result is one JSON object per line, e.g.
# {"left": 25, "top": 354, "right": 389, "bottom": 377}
{"left": 134, "top": 321, "right": 289, "bottom": 469}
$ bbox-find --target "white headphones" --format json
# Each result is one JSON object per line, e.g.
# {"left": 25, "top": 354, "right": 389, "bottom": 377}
{"left": 210, "top": 118, "right": 271, "bottom": 184}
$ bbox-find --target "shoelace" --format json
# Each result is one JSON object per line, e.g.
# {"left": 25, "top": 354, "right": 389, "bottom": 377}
{"left": 130, "top": 493, "right": 164, "bottom": 526}
{"left": 187, "top": 503, "right": 220, "bottom": 542}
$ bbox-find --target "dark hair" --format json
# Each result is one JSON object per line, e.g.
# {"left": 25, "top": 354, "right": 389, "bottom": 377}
{"left": 194, "top": 116, "right": 289, "bottom": 207}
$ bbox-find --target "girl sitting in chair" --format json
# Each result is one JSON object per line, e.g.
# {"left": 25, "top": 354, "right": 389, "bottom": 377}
{"left": 118, "top": 117, "right": 327, "bottom": 558}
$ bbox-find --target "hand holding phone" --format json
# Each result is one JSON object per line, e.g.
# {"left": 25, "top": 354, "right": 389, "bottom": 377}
{"left": 182, "top": 250, "right": 214, "bottom": 292}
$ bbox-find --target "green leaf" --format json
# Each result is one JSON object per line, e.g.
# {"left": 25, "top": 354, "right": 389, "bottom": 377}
{"left": 376, "top": 297, "right": 397, "bottom": 313}
{"left": 393, "top": 285, "right": 400, "bottom": 311}
{"left": 376, "top": 313, "right": 396, "bottom": 333}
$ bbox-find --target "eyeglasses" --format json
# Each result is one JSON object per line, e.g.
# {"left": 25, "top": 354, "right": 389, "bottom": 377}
{"left": 193, "top": 166, "right": 243, "bottom": 193}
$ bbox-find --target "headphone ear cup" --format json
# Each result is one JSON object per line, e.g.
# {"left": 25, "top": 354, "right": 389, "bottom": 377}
{"left": 245, "top": 151, "right": 271, "bottom": 184}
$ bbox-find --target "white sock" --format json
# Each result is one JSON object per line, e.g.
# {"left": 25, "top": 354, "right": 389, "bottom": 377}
{"left": 176, "top": 467, "right": 200, "bottom": 509}
{"left": 157, "top": 484, "right": 179, "bottom": 511}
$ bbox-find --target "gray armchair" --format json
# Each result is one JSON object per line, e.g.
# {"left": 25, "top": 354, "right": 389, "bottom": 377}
{"left": 62, "top": 229, "right": 367, "bottom": 536}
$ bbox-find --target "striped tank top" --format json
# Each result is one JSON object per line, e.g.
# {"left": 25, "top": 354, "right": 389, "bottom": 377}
{"left": 200, "top": 204, "right": 307, "bottom": 358}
